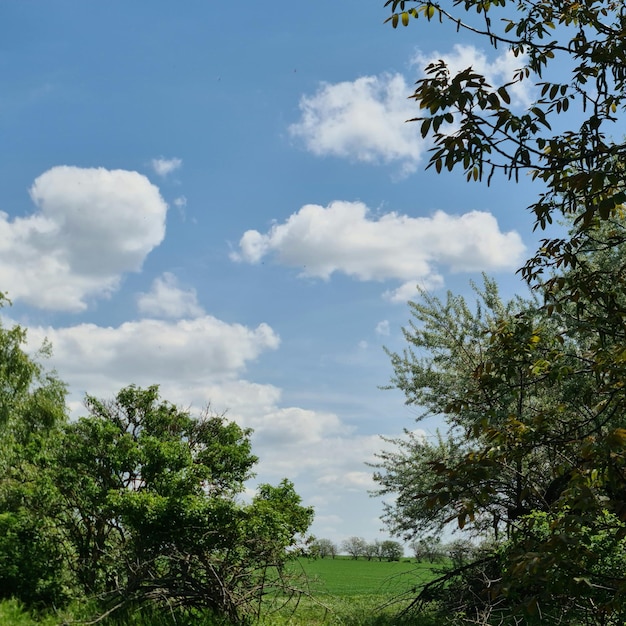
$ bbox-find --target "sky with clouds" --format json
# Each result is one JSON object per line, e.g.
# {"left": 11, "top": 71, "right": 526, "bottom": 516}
{"left": 0, "top": 1, "right": 549, "bottom": 546}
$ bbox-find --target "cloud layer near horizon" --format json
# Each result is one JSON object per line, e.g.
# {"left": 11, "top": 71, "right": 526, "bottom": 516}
{"left": 22, "top": 303, "right": 392, "bottom": 508}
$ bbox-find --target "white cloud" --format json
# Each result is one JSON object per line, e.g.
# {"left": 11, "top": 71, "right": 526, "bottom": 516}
{"left": 383, "top": 276, "right": 445, "bottom": 304}
{"left": 375, "top": 320, "right": 390, "bottom": 336}
{"left": 317, "top": 471, "right": 376, "bottom": 491}
{"left": 26, "top": 316, "right": 279, "bottom": 399}
{"left": 289, "top": 46, "right": 533, "bottom": 173}
{"left": 232, "top": 201, "right": 525, "bottom": 298}
{"left": 137, "top": 272, "right": 204, "bottom": 319}
{"left": 151, "top": 157, "right": 182, "bottom": 177}
{"left": 251, "top": 407, "right": 351, "bottom": 447}
{"left": 0, "top": 166, "right": 167, "bottom": 312}
{"left": 412, "top": 44, "right": 534, "bottom": 108}
{"left": 289, "top": 73, "right": 424, "bottom": 175}
{"left": 18, "top": 304, "right": 405, "bottom": 543}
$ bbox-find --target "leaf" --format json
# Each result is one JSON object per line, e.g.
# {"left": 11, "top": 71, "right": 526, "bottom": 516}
{"left": 497, "top": 86, "right": 511, "bottom": 104}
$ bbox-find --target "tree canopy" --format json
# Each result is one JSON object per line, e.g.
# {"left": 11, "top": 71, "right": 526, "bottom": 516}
{"left": 385, "top": 0, "right": 626, "bottom": 233}
{"left": 0, "top": 324, "right": 313, "bottom": 625}
{"left": 378, "top": 0, "right": 626, "bottom": 621}
{"left": 376, "top": 260, "right": 626, "bottom": 621}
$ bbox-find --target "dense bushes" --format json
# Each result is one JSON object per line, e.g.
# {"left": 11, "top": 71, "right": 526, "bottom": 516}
{"left": 0, "top": 319, "right": 313, "bottom": 624}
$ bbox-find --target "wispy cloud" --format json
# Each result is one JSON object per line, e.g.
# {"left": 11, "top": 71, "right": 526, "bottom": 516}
{"left": 137, "top": 272, "right": 204, "bottom": 319}
{"left": 375, "top": 320, "right": 390, "bottom": 337}
{"left": 151, "top": 157, "right": 182, "bottom": 177}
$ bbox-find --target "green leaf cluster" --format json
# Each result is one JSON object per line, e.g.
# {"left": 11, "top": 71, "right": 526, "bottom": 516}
{"left": 380, "top": 0, "right": 626, "bottom": 621}
{"left": 376, "top": 235, "right": 626, "bottom": 621}
{"left": 384, "top": 0, "right": 626, "bottom": 241}
{"left": 0, "top": 316, "right": 313, "bottom": 624}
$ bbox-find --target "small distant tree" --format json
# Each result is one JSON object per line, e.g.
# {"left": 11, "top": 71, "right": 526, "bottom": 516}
{"left": 342, "top": 536, "right": 368, "bottom": 560}
{"left": 310, "top": 538, "right": 337, "bottom": 559}
{"left": 380, "top": 540, "right": 404, "bottom": 562}
{"left": 445, "top": 539, "right": 477, "bottom": 570}
{"left": 409, "top": 536, "right": 444, "bottom": 563}
{"left": 363, "top": 540, "right": 380, "bottom": 561}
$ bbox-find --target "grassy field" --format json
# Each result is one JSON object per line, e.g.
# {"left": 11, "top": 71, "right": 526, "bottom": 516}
{"left": 0, "top": 558, "right": 441, "bottom": 625}
{"left": 260, "top": 557, "right": 440, "bottom": 625}
{"left": 296, "top": 556, "right": 438, "bottom": 596}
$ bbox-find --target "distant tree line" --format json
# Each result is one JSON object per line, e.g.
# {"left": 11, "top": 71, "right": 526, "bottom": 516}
{"left": 310, "top": 535, "right": 479, "bottom": 565}
{"left": 341, "top": 537, "right": 404, "bottom": 561}
{"left": 309, "top": 537, "right": 403, "bottom": 561}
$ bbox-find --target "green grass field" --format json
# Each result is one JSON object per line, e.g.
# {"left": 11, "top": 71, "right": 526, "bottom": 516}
{"left": 296, "top": 557, "right": 438, "bottom": 596}
{"left": 261, "top": 558, "right": 440, "bottom": 625}
{"left": 0, "top": 558, "right": 441, "bottom": 625}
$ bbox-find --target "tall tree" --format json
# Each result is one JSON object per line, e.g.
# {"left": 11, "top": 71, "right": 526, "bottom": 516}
{"left": 55, "top": 386, "right": 314, "bottom": 623}
{"left": 0, "top": 305, "right": 69, "bottom": 607}
{"left": 380, "top": 1, "right": 626, "bottom": 621}
{"left": 342, "top": 536, "right": 368, "bottom": 560}
{"left": 375, "top": 278, "right": 566, "bottom": 540}
{"left": 376, "top": 264, "right": 626, "bottom": 621}
{"left": 2, "top": 384, "right": 313, "bottom": 624}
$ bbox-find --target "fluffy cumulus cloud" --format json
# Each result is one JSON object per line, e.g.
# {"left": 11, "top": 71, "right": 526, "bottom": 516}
{"left": 290, "top": 45, "right": 532, "bottom": 172}
{"left": 232, "top": 200, "right": 525, "bottom": 301}
{"left": 0, "top": 166, "right": 167, "bottom": 312}
{"left": 151, "top": 157, "right": 182, "bottom": 177}
{"left": 289, "top": 73, "right": 423, "bottom": 174}
{"left": 27, "top": 316, "right": 280, "bottom": 399}
{"left": 137, "top": 272, "right": 204, "bottom": 319}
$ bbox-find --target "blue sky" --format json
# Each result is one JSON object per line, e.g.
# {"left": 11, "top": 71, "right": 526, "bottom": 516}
{"left": 1, "top": 1, "right": 547, "bottom": 545}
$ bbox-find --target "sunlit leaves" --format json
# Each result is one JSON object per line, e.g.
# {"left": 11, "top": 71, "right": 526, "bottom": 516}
{"left": 385, "top": 3, "right": 437, "bottom": 27}
{"left": 1, "top": 385, "right": 312, "bottom": 623}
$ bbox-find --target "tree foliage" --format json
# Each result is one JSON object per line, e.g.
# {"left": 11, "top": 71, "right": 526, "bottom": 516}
{"left": 385, "top": 0, "right": 626, "bottom": 233}
{"left": 376, "top": 259, "right": 626, "bottom": 621}
{"left": 310, "top": 538, "right": 338, "bottom": 559}
{"left": 0, "top": 309, "right": 69, "bottom": 608}
{"left": 379, "top": 0, "right": 626, "bottom": 621}
{"left": 56, "top": 386, "right": 314, "bottom": 622}
{"left": 0, "top": 382, "right": 313, "bottom": 624}
{"left": 379, "top": 540, "right": 404, "bottom": 561}
{"left": 375, "top": 278, "right": 564, "bottom": 541}
{"left": 409, "top": 536, "right": 444, "bottom": 563}
{"left": 342, "top": 536, "right": 369, "bottom": 560}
